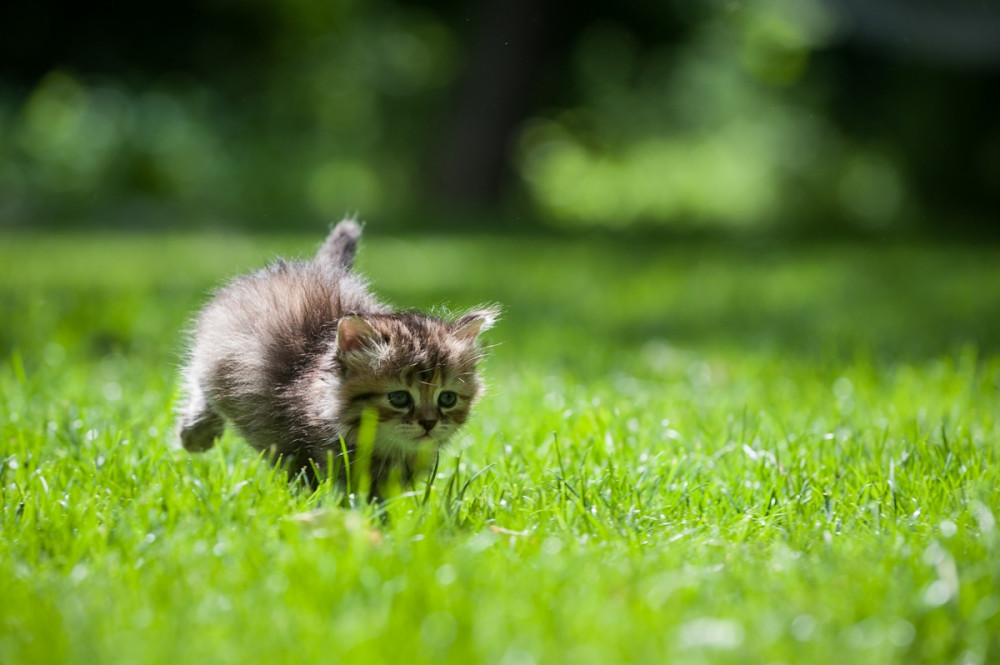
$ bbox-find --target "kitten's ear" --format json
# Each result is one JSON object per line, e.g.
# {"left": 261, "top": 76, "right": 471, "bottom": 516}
{"left": 452, "top": 306, "right": 501, "bottom": 341}
{"left": 337, "top": 316, "right": 377, "bottom": 353}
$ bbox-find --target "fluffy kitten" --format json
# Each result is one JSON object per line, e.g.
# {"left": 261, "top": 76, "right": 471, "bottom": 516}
{"left": 176, "top": 219, "right": 498, "bottom": 493}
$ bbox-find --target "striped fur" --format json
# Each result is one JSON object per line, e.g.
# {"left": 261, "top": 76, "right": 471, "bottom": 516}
{"left": 176, "top": 219, "right": 498, "bottom": 492}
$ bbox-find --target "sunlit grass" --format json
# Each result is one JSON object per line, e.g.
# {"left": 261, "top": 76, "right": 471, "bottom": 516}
{"left": 2, "top": 232, "right": 999, "bottom": 664}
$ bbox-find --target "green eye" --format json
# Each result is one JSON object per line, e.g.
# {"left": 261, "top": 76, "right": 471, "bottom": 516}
{"left": 387, "top": 391, "right": 412, "bottom": 408}
{"left": 438, "top": 391, "right": 458, "bottom": 408}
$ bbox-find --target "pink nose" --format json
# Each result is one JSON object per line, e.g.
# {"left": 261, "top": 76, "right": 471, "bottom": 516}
{"left": 419, "top": 419, "right": 437, "bottom": 432}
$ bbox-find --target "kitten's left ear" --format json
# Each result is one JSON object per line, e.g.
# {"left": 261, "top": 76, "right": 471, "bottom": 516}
{"left": 452, "top": 305, "right": 501, "bottom": 341}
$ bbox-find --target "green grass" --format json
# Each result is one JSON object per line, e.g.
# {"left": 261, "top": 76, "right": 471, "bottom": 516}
{"left": 2, "top": 231, "right": 999, "bottom": 665}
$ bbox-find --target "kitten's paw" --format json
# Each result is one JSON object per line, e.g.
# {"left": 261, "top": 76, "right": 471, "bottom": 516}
{"left": 179, "top": 418, "right": 223, "bottom": 452}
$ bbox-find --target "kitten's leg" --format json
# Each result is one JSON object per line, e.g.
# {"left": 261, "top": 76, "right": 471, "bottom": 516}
{"left": 177, "top": 381, "right": 225, "bottom": 452}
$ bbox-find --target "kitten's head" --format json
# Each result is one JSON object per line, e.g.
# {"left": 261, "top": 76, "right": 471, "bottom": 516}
{"left": 334, "top": 307, "right": 499, "bottom": 462}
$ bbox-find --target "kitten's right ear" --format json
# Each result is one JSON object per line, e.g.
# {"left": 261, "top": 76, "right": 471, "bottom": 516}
{"left": 337, "top": 316, "right": 377, "bottom": 353}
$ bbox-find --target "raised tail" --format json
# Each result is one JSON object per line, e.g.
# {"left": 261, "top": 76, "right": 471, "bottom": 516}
{"left": 317, "top": 218, "right": 362, "bottom": 271}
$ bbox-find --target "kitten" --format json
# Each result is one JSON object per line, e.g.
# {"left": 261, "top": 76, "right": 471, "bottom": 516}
{"left": 176, "top": 219, "right": 498, "bottom": 493}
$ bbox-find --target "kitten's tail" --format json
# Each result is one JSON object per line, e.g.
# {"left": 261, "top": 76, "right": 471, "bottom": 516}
{"left": 317, "top": 218, "right": 362, "bottom": 271}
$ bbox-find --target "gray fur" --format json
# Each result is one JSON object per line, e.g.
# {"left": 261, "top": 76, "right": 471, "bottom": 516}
{"left": 316, "top": 217, "right": 362, "bottom": 271}
{"left": 176, "top": 219, "right": 499, "bottom": 489}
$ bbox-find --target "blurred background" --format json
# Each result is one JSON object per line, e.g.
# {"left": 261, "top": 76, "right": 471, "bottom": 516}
{"left": 0, "top": 0, "right": 998, "bottom": 236}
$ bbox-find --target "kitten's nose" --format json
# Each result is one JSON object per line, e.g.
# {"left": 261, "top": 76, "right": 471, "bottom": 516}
{"left": 419, "top": 419, "right": 437, "bottom": 432}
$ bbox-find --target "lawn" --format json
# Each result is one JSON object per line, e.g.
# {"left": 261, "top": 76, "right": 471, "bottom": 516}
{"left": 1, "top": 231, "right": 998, "bottom": 665}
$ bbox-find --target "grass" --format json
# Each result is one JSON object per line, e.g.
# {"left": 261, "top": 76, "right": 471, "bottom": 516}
{"left": 1, "top": 230, "right": 999, "bottom": 665}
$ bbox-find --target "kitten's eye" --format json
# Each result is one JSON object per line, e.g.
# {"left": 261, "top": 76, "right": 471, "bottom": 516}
{"left": 387, "top": 391, "right": 412, "bottom": 408}
{"left": 438, "top": 391, "right": 458, "bottom": 408}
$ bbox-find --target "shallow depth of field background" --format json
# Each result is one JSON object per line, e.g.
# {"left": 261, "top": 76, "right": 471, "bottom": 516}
{"left": 2, "top": 1, "right": 999, "bottom": 664}
{"left": 2, "top": 0, "right": 998, "bottom": 234}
